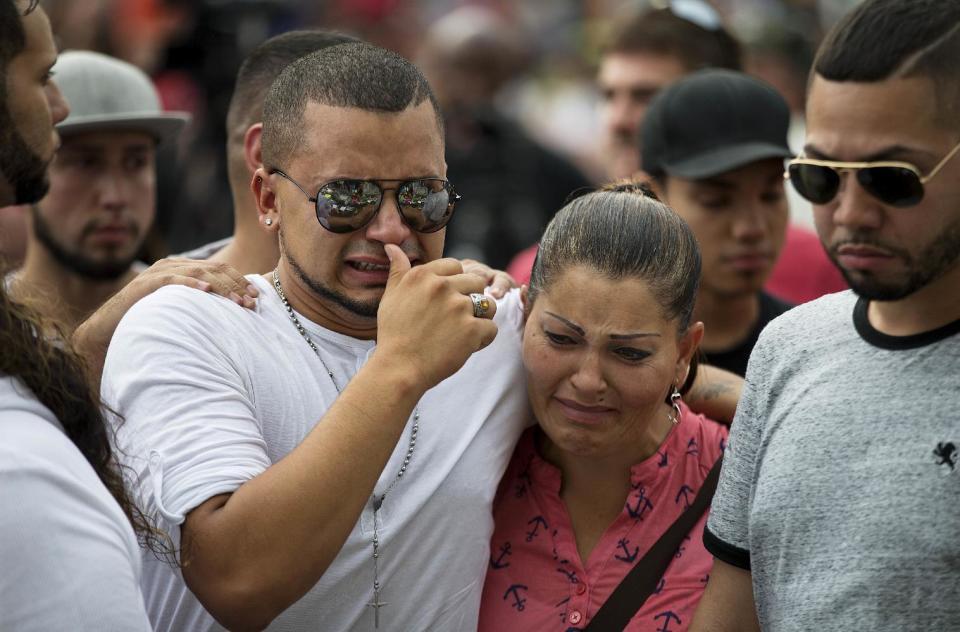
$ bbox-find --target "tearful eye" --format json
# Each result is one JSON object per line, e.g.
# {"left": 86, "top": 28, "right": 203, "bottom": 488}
{"left": 614, "top": 347, "right": 650, "bottom": 363}
{"left": 544, "top": 331, "right": 575, "bottom": 346}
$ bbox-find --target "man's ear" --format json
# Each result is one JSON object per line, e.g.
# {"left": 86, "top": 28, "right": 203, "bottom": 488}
{"left": 676, "top": 321, "right": 705, "bottom": 386}
{"left": 244, "top": 123, "right": 264, "bottom": 176}
{"left": 252, "top": 167, "right": 279, "bottom": 232}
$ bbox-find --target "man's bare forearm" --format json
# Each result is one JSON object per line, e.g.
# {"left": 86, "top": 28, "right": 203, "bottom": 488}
{"left": 690, "top": 559, "right": 760, "bottom": 632}
{"left": 686, "top": 365, "right": 743, "bottom": 424}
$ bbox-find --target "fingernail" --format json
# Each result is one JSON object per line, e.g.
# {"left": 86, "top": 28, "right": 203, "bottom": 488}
{"left": 197, "top": 281, "right": 212, "bottom": 291}
{"left": 243, "top": 296, "right": 257, "bottom": 309}
{"left": 229, "top": 292, "right": 242, "bottom": 304}
{"left": 246, "top": 284, "right": 259, "bottom": 297}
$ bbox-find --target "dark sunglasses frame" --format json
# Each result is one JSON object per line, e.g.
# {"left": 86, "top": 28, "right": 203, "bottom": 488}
{"left": 785, "top": 139, "right": 960, "bottom": 207}
{"left": 270, "top": 169, "right": 461, "bottom": 234}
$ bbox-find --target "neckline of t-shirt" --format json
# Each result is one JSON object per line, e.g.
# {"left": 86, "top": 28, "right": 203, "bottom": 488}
{"left": 853, "top": 296, "right": 960, "bottom": 350}
{"left": 249, "top": 274, "right": 377, "bottom": 353}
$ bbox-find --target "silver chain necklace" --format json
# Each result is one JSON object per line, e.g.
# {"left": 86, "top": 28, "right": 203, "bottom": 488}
{"left": 272, "top": 269, "right": 419, "bottom": 629}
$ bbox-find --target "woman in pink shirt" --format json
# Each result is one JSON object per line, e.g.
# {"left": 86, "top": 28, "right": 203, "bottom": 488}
{"left": 480, "top": 184, "right": 727, "bottom": 631}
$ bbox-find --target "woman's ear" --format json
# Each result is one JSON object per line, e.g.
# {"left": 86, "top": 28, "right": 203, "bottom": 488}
{"left": 676, "top": 321, "right": 705, "bottom": 385}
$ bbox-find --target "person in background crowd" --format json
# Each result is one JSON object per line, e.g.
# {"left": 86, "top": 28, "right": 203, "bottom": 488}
{"left": 692, "top": 1, "right": 960, "bottom": 629}
{"left": 180, "top": 29, "right": 358, "bottom": 273}
{"left": 7, "top": 50, "right": 193, "bottom": 330}
{"left": 508, "top": 2, "right": 845, "bottom": 306}
{"left": 0, "top": 2, "right": 152, "bottom": 629}
{"left": 596, "top": 3, "right": 741, "bottom": 182}
{"left": 481, "top": 183, "right": 726, "bottom": 631}
{"left": 417, "top": 6, "right": 593, "bottom": 269}
{"left": 643, "top": 70, "right": 793, "bottom": 377}
{"left": 6, "top": 49, "right": 259, "bottom": 382}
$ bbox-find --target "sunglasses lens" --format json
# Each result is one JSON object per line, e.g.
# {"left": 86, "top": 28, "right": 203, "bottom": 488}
{"left": 397, "top": 179, "right": 457, "bottom": 233}
{"left": 858, "top": 167, "right": 924, "bottom": 207}
{"left": 316, "top": 180, "right": 381, "bottom": 233}
{"left": 789, "top": 163, "right": 841, "bottom": 204}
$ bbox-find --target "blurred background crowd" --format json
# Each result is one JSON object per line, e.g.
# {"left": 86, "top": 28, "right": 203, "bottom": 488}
{"left": 14, "top": 0, "right": 861, "bottom": 268}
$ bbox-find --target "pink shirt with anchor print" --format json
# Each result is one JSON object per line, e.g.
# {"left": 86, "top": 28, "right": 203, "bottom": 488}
{"left": 479, "top": 402, "right": 727, "bottom": 632}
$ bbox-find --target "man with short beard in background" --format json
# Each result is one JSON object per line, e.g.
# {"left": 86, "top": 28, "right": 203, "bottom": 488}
{"left": 9, "top": 50, "right": 194, "bottom": 330}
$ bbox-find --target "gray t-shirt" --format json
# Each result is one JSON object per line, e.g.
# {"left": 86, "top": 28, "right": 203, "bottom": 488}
{"left": 706, "top": 291, "right": 960, "bottom": 631}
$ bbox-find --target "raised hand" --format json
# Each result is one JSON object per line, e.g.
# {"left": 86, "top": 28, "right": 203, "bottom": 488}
{"left": 375, "top": 244, "right": 498, "bottom": 390}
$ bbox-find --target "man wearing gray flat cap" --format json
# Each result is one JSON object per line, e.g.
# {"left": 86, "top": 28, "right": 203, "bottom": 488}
{"left": 8, "top": 50, "right": 192, "bottom": 331}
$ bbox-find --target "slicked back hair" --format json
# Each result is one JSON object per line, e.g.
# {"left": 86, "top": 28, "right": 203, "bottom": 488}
{"left": 530, "top": 182, "right": 701, "bottom": 332}
{"left": 261, "top": 42, "right": 443, "bottom": 169}
{"left": 604, "top": 7, "right": 741, "bottom": 72}
{"left": 814, "top": 0, "right": 960, "bottom": 129}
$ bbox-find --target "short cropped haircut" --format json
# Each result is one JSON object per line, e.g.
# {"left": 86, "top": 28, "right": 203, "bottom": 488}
{"left": 604, "top": 7, "right": 741, "bottom": 72}
{"left": 261, "top": 42, "right": 443, "bottom": 169}
{"left": 814, "top": 0, "right": 960, "bottom": 129}
{"left": 225, "top": 30, "right": 359, "bottom": 136}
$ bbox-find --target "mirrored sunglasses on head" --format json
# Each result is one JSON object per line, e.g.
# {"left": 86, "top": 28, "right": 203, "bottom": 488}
{"left": 785, "top": 139, "right": 960, "bottom": 207}
{"left": 271, "top": 169, "right": 460, "bottom": 233}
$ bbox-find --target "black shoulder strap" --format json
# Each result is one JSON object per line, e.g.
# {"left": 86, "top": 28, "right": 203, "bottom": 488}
{"left": 584, "top": 457, "right": 723, "bottom": 631}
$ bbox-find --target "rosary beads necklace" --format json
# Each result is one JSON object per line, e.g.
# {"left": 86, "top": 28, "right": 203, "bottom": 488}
{"left": 272, "top": 269, "right": 419, "bottom": 629}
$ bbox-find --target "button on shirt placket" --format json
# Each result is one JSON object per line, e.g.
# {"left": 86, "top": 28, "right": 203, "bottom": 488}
{"left": 568, "top": 580, "right": 589, "bottom": 626}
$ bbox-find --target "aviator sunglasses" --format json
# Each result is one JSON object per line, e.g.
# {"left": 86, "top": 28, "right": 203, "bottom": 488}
{"left": 785, "top": 139, "right": 960, "bottom": 207}
{"left": 270, "top": 169, "right": 461, "bottom": 233}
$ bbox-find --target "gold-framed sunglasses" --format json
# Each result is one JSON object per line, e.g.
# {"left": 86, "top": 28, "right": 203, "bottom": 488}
{"left": 785, "top": 138, "right": 960, "bottom": 207}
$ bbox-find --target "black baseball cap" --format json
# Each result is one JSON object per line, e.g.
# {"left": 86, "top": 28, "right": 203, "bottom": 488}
{"left": 641, "top": 69, "right": 791, "bottom": 179}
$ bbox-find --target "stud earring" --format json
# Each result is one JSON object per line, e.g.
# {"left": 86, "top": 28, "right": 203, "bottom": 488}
{"left": 265, "top": 218, "right": 273, "bottom": 226}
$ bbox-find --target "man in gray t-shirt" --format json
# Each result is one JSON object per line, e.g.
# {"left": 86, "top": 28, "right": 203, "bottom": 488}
{"left": 690, "top": 1, "right": 960, "bottom": 630}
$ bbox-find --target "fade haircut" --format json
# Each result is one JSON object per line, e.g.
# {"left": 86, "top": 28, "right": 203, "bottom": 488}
{"left": 225, "top": 30, "right": 358, "bottom": 185}
{"left": 261, "top": 42, "right": 443, "bottom": 169}
{"left": 604, "top": 7, "right": 741, "bottom": 72}
{"left": 814, "top": 0, "right": 960, "bottom": 129}
{"left": 225, "top": 30, "right": 359, "bottom": 137}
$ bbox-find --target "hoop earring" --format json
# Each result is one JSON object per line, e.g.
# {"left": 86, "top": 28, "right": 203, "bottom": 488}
{"left": 669, "top": 386, "right": 682, "bottom": 425}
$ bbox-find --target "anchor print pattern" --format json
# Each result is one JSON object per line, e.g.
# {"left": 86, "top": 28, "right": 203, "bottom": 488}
{"left": 654, "top": 611, "right": 682, "bottom": 632}
{"left": 490, "top": 542, "right": 512, "bottom": 570}
{"left": 504, "top": 584, "right": 529, "bottom": 611}
{"left": 527, "top": 515, "right": 548, "bottom": 542}
{"left": 615, "top": 538, "right": 640, "bottom": 564}
{"left": 481, "top": 422, "right": 727, "bottom": 631}
{"left": 627, "top": 484, "right": 655, "bottom": 521}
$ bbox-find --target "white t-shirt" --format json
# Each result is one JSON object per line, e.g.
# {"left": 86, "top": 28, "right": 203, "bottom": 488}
{"left": 102, "top": 274, "right": 530, "bottom": 631}
{"left": 0, "top": 377, "right": 151, "bottom": 631}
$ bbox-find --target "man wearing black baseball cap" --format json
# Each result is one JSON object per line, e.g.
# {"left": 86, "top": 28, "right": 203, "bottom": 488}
{"left": 643, "top": 68, "right": 793, "bottom": 376}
